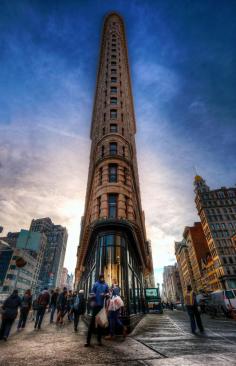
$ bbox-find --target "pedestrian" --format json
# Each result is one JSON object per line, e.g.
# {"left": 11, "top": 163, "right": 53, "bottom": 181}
{"left": 0, "top": 289, "right": 21, "bottom": 341}
{"left": 66, "top": 290, "right": 74, "bottom": 322}
{"left": 56, "top": 287, "right": 68, "bottom": 326}
{"left": 34, "top": 287, "right": 50, "bottom": 330}
{"left": 105, "top": 282, "right": 127, "bottom": 340}
{"left": 31, "top": 298, "right": 38, "bottom": 321}
{"left": 72, "top": 290, "right": 86, "bottom": 332}
{"left": 84, "top": 274, "right": 109, "bottom": 347}
{"left": 185, "top": 285, "right": 204, "bottom": 334}
{"left": 50, "top": 288, "right": 59, "bottom": 323}
{"left": 17, "top": 289, "right": 32, "bottom": 330}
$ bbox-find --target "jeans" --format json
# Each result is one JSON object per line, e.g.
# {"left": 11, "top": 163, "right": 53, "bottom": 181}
{"left": 50, "top": 304, "right": 57, "bottom": 323}
{"left": 34, "top": 306, "right": 46, "bottom": 329}
{"left": 17, "top": 308, "right": 29, "bottom": 329}
{"left": 73, "top": 310, "right": 80, "bottom": 330}
{"left": 87, "top": 305, "right": 103, "bottom": 345}
{"left": 186, "top": 305, "right": 204, "bottom": 333}
{"left": 0, "top": 317, "right": 15, "bottom": 339}
{"left": 109, "top": 310, "right": 124, "bottom": 336}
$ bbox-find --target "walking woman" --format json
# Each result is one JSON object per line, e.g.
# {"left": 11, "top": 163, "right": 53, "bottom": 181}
{"left": 17, "top": 289, "right": 32, "bottom": 330}
{"left": 0, "top": 289, "right": 21, "bottom": 341}
{"left": 105, "top": 283, "right": 127, "bottom": 340}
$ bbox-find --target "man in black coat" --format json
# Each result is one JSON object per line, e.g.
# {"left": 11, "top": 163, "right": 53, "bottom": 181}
{"left": 0, "top": 289, "right": 21, "bottom": 341}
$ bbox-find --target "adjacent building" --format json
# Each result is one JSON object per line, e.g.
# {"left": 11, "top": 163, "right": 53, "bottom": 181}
{"left": 183, "top": 223, "right": 211, "bottom": 292}
{"left": 30, "top": 218, "right": 68, "bottom": 290}
{"left": 162, "top": 264, "right": 183, "bottom": 303}
{"left": 194, "top": 176, "right": 236, "bottom": 289}
{"left": 75, "top": 13, "right": 154, "bottom": 323}
{"left": 1, "top": 247, "right": 38, "bottom": 298}
{"left": 60, "top": 267, "right": 68, "bottom": 289}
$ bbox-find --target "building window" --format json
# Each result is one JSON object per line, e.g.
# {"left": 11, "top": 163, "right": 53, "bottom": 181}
{"left": 110, "top": 124, "right": 117, "bottom": 133}
{"left": 124, "top": 168, "right": 128, "bottom": 185}
{"left": 110, "top": 109, "right": 117, "bottom": 119}
{"left": 121, "top": 113, "right": 124, "bottom": 122}
{"left": 125, "top": 196, "right": 129, "bottom": 217}
{"left": 97, "top": 196, "right": 101, "bottom": 217}
{"left": 101, "top": 145, "right": 105, "bottom": 158}
{"left": 111, "top": 87, "right": 117, "bottom": 94}
{"left": 99, "top": 167, "right": 103, "bottom": 185}
{"left": 111, "top": 77, "right": 117, "bottom": 83}
{"left": 109, "top": 164, "right": 117, "bottom": 182}
{"left": 122, "top": 146, "right": 125, "bottom": 157}
{"left": 111, "top": 55, "right": 116, "bottom": 59}
{"left": 110, "top": 142, "right": 117, "bottom": 155}
{"left": 110, "top": 97, "right": 117, "bottom": 105}
{"left": 111, "top": 69, "right": 116, "bottom": 74}
{"left": 108, "top": 194, "right": 117, "bottom": 218}
{"left": 111, "top": 61, "right": 116, "bottom": 66}
{"left": 112, "top": 48, "right": 116, "bottom": 53}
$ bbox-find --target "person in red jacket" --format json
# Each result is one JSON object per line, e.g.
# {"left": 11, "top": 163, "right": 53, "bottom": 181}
{"left": 34, "top": 288, "right": 50, "bottom": 330}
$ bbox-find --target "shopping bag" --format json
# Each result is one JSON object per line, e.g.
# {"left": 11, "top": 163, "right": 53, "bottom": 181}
{"left": 95, "top": 306, "right": 109, "bottom": 328}
{"left": 108, "top": 296, "right": 124, "bottom": 311}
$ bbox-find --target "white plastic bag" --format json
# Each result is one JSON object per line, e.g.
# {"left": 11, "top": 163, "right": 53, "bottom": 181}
{"left": 108, "top": 296, "right": 124, "bottom": 312}
{"left": 95, "top": 307, "right": 109, "bottom": 328}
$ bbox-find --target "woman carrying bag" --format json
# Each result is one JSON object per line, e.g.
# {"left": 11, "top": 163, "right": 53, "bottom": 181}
{"left": 105, "top": 284, "right": 127, "bottom": 340}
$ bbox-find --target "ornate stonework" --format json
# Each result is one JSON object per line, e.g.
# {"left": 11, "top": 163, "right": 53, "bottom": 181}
{"left": 75, "top": 13, "right": 154, "bottom": 290}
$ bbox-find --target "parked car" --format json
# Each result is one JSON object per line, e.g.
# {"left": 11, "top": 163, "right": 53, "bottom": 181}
{"left": 206, "top": 289, "right": 236, "bottom": 317}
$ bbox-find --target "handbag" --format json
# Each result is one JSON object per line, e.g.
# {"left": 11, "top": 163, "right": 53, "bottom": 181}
{"left": 108, "top": 295, "right": 124, "bottom": 312}
{"left": 95, "top": 301, "right": 109, "bottom": 328}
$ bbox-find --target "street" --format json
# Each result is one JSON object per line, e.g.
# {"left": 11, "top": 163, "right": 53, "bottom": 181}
{"left": 0, "top": 310, "right": 236, "bottom": 365}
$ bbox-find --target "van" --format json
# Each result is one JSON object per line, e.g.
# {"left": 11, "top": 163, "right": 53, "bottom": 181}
{"left": 207, "top": 289, "right": 236, "bottom": 316}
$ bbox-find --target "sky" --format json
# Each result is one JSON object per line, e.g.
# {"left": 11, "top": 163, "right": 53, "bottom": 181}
{"left": 0, "top": 0, "right": 236, "bottom": 286}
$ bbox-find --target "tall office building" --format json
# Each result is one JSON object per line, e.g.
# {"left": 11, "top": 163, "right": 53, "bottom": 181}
{"left": 162, "top": 264, "right": 183, "bottom": 303}
{"left": 194, "top": 176, "right": 236, "bottom": 289}
{"left": 75, "top": 13, "right": 154, "bottom": 322}
{"left": 30, "top": 218, "right": 68, "bottom": 290}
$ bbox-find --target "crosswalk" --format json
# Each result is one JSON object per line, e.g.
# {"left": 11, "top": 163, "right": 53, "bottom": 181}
{"left": 132, "top": 311, "right": 236, "bottom": 359}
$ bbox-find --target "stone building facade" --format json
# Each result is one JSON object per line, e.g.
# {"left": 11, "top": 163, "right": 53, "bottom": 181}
{"left": 194, "top": 176, "right": 236, "bottom": 289}
{"left": 75, "top": 13, "right": 154, "bottom": 320}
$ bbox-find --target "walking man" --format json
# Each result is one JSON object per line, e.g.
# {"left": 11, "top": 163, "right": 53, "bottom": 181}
{"left": 185, "top": 285, "right": 204, "bottom": 334}
{"left": 84, "top": 274, "right": 109, "bottom": 347}
{"left": 17, "top": 289, "right": 32, "bottom": 330}
{"left": 50, "top": 288, "right": 59, "bottom": 323}
{"left": 34, "top": 287, "right": 50, "bottom": 330}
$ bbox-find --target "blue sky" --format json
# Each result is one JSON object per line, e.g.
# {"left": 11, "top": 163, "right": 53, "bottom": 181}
{"left": 0, "top": 0, "right": 236, "bottom": 285}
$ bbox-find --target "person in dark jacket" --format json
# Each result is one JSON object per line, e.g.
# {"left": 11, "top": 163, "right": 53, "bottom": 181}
{"left": 50, "top": 288, "right": 59, "bottom": 323}
{"left": 56, "top": 287, "right": 68, "bottom": 325}
{"left": 84, "top": 274, "right": 109, "bottom": 347}
{"left": 17, "top": 289, "right": 32, "bottom": 330}
{"left": 66, "top": 290, "right": 74, "bottom": 322}
{"left": 0, "top": 289, "right": 21, "bottom": 341}
{"left": 72, "top": 290, "right": 86, "bottom": 332}
{"left": 34, "top": 288, "right": 50, "bottom": 330}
